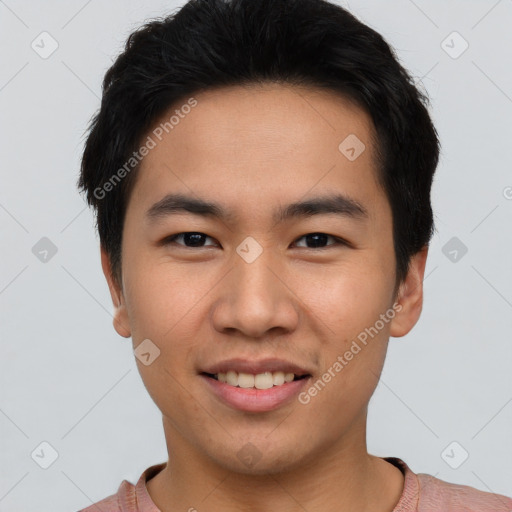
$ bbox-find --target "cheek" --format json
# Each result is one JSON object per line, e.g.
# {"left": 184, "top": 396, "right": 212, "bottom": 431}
{"left": 296, "top": 258, "right": 394, "bottom": 338}
{"left": 121, "top": 255, "right": 209, "bottom": 404}
{"left": 293, "top": 262, "right": 393, "bottom": 406}
{"left": 123, "top": 252, "right": 208, "bottom": 340}
{"left": 124, "top": 263, "right": 204, "bottom": 425}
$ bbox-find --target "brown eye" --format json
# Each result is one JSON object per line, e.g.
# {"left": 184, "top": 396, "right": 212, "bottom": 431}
{"left": 163, "top": 232, "right": 218, "bottom": 248}
{"left": 293, "top": 233, "right": 346, "bottom": 249}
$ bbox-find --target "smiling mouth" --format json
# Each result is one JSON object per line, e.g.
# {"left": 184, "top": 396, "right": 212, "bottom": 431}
{"left": 202, "top": 371, "right": 310, "bottom": 389}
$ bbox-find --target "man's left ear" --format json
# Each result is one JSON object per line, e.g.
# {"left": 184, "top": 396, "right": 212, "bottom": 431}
{"left": 389, "top": 246, "right": 429, "bottom": 338}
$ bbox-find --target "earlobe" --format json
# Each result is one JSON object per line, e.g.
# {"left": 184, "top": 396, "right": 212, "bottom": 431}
{"left": 389, "top": 246, "right": 429, "bottom": 338}
{"left": 100, "top": 246, "right": 131, "bottom": 338}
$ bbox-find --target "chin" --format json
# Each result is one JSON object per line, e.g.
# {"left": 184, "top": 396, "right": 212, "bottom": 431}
{"left": 207, "top": 440, "right": 310, "bottom": 476}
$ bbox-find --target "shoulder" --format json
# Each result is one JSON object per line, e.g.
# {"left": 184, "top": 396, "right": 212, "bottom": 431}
{"left": 76, "top": 462, "right": 166, "bottom": 512}
{"left": 77, "top": 479, "right": 133, "bottom": 512}
{"left": 384, "top": 457, "right": 512, "bottom": 512}
{"left": 416, "top": 472, "right": 512, "bottom": 512}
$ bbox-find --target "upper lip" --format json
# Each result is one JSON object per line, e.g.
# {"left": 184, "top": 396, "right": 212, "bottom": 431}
{"left": 201, "top": 358, "right": 312, "bottom": 376}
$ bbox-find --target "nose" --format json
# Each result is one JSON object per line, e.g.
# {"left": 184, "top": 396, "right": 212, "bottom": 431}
{"left": 211, "top": 244, "right": 300, "bottom": 339}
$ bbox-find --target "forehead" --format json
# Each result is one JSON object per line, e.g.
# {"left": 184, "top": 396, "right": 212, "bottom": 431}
{"left": 127, "top": 83, "right": 385, "bottom": 224}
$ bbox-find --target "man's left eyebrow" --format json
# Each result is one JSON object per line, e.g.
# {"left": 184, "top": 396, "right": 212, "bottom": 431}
{"left": 275, "top": 194, "right": 368, "bottom": 224}
{"left": 144, "top": 192, "right": 368, "bottom": 224}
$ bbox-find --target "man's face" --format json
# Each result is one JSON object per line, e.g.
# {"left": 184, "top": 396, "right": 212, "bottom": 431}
{"left": 103, "top": 84, "right": 424, "bottom": 474}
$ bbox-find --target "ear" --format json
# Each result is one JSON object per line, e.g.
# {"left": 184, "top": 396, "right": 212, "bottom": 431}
{"left": 389, "top": 246, "right": 428, "bottom": 338}
{"left": 100, "top": 246, "right": 131, "bottom": 338}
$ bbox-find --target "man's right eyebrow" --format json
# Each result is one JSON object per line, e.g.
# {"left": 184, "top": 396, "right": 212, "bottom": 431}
{"left": 145, "top": 194, "right": 237, "bottom": 224}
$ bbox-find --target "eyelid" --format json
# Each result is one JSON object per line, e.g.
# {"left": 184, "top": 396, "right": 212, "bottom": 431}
{"left": 162, "top": 232, "right": 218, "bottom": 247}
{"left": 161, "top": 232, "right": 351, "bottom": 249}
{"left": 293, "top": 233, "right": 349, "bottom": 249}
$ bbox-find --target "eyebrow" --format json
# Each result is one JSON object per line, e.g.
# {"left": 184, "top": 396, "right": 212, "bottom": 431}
{"left": 144, "top": 192, "right": 368, "bottom": 225}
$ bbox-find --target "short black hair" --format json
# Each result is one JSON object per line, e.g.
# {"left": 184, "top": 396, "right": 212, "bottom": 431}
{"left": 78, "top": 0, "right": 440, "bottom": 290}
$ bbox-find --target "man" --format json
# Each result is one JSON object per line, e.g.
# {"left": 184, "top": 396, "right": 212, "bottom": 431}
{"left": 77, "top": 0, "right": 512, "bottom": 510}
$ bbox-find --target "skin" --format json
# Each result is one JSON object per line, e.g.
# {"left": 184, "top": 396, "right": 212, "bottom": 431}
{"left": 101, "top": 83, "right": 428, "bottom": 512}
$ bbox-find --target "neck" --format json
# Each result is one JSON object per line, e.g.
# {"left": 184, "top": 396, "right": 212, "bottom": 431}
{"left": 146, "top": 416, "right": 404, "bottom": 512}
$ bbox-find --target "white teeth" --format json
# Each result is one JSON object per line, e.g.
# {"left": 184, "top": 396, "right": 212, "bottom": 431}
{"left": 238, "top": 373, "right": 255, "bottom": 388}
{"left": 272, "top": 372, "right": 285, "bottom": 386}
{"left": 226, "top": 370, "right": 237, "bottom": 386}
{"left": 213, "top": 370, "right": 300, "bottom": 388}
{"left": 254, "top": 372, "right": 273, "bottom": 389}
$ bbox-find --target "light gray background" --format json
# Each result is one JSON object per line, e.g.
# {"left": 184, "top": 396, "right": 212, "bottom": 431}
{"left": 1, "top": 0, "right": 511, "bottom": 510}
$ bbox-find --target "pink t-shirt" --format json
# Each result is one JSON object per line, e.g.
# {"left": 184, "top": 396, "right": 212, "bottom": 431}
{"left": 78, "top": 457, "right": 512, "bottom": 511}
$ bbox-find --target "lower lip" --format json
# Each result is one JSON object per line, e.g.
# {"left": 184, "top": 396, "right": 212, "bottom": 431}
{"left": 200, "top": 374, "right": 311, "bottom": 412}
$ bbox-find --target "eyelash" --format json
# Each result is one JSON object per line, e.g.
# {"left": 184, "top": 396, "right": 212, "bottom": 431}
{"left": 161, "top": 232, "right": 349, "bottom": 250}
